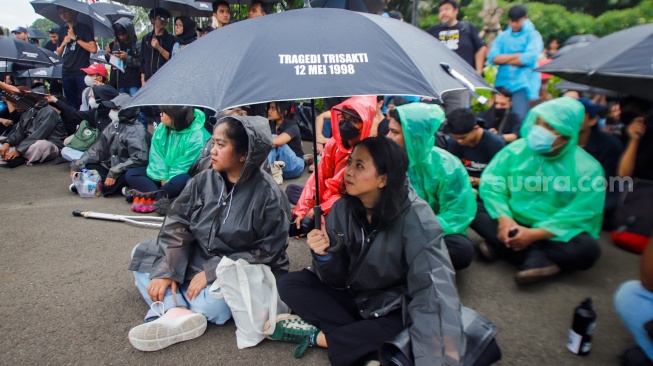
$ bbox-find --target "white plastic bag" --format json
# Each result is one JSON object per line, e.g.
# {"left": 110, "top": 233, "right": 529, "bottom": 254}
{"left": 210, "top": 257, "right": 290, "bottom": 349}
{"left": 72, "top": 169, "right": 102, "bottom": 198}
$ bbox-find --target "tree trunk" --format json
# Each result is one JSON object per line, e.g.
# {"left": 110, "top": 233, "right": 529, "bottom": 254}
{"left": 478, "top": 0, "right": 504, "bottom": 49}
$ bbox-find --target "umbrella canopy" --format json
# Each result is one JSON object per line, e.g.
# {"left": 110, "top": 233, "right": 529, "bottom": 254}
{"left": 90, "top": 2, "right": 135, "bottom": 24}
{"left": 129, "top": 7, "right": 491, "bottom": 111}
{"left": 536, "top": 24, "right": 653, "bottom": 101}
{"left": 26, "top": 27, "right": 49, "bottom": 39}
{"left": 0, "top": 37, "right": 61, "bottom": 68}
{"left": 30, "top": 0, "right": 114, "bottom": 39}
{"left": 555, "top": 80, "right": 621, "bottom": 98}
{"left": 310, "top": 0, "right": 385, "bottom": 14}
{"left": 115, "top": 0, "right": 213, "bottom": 17}
{"left": 18, "top": 65, "right": 64, "bottom": 79}
{"left": 90, "top": 50, "right": 110, "bottom": 65}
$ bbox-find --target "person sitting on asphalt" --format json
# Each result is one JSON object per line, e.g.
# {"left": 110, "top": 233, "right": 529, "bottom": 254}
{"left": 447, "top": 108, "right": 505, "bottom": 189}
{"left": 127, "top": 115, "right": 290, "bottom": 352}
{"left": 48, "top": 84, "right": 119, "bottom": 161}
{"left": 272, "top": 136, "right": 467, "bottom": 364}
{"left": 0, "top": 85, "right": 66, "bottom": 168}
{"left": 79, "top": 63, "right": 109, "bottom": 112}
{"left": 69, "top": 94, "right": 150, "bottom": 197}
{"left": 472, "top": 97, "right": 604, "bottom": 285}
{"left": 617, "top": 96, "right": 653, "bottom": 180}
{"left": 247, "top": 0, "right": 266, "bottom": 19}
{"left": 386, "top": 103, "right": 477, "bottom": 271}
{"left": 267, "top": 101, "right": 305, "bottom": 182}
{"left": 577, "top": 98, "right": 623, "bottom": 230}
{"left": 477, "top": 87, "right": 522, "bottom": 143}
{"left": 171, "top": 16, "right": 197, "bottom": 58}
{"left": 125, "top": 106, "right": 210, "bottom": 211}
{"left": 615, "top": 236, "right": 653, "bottom": 366}
{"left": 286, "top": 96, "right": 375, "bottom": 233}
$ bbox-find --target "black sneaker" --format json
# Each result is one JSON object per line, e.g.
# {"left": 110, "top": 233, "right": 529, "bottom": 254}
{"left": 122, "top": 187, "right": 134, "bottom": 203}
{"left": 515, "top": 254, "right": 560, "bottom": 285}
{"left": 620, "top": 345, "right": 653, "bottom": 366}
{"left": 477, "top": 241, "right": 497, "bottom": 262}
{"left": 69, "top": 183, "right": 78, "bottom": 194}
{"left": 153, "top": 198, "right": 173, "bottom": 216}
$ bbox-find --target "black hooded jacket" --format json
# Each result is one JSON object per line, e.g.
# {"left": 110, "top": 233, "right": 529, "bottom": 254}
{"left": 108, "top": 18, "right": 141, "bottom": 89}
{"left": 55, "top": 85, "right": 119, "bottom": 134}
{"left": 140, "top": 29, "right": 175, "bottom": 81}
{"left": 6, "top": 98, "right": 66, "bottom": 154}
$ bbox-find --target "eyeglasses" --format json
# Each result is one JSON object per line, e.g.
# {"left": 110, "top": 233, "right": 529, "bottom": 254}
{"left": 155, "top": 16, "right": 169, "bottom": 22}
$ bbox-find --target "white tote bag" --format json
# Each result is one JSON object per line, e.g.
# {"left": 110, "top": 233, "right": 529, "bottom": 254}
{"left": 210, "top": 257, "right": 290, "bottom": 349}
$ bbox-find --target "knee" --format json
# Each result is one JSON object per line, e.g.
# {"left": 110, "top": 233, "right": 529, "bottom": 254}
{"left": 615, "top": 280, "right": 645, "bottom": 318}
{"left": 191, "top": 297, "right": 232, "bottom": 325}
{"left": 278, "top": 270, "right": 313, "bottom": 300}
{"left": 574, "top": 235, "right": 601, "bottom": 270}
{"left": 444, "top": 235, "right": 475, "bottom": 270}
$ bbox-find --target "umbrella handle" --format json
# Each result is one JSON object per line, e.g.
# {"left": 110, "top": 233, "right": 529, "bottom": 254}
{"left": 313, "top": 206, "right": 323, "bottom": 230}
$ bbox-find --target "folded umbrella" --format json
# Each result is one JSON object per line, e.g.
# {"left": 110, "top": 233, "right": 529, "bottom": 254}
{"left": 30, "top": 0, "right": 114, "bottom": 39}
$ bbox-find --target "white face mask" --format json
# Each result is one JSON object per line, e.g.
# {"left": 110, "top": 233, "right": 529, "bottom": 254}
{"left": 84, "top": 75, "right": 95, "bottom": 87}
{"left": 88, "top": 98, "right": 99, "bottom": 109}
{"left": 109, "top": 109, "right": 120, "bottom": 123}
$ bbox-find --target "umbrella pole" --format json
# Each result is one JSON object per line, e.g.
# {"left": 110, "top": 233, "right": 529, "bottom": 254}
{"left": 311, "top": 98, "right": 323, "bottom": 230}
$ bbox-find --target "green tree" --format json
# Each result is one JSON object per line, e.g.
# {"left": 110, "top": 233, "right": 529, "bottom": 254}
{"left": 30, "top": 18, "right": 58, "bottom": 33}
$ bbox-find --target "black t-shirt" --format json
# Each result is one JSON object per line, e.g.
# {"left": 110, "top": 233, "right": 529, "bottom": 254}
{"left": 632, "top": 119, "right": 653, "bottom": 180}
{"left": 57, "top": 23, "right": 94, "bottom": 76}
{"left": 583, "top": 127, "right": 624, "bottom": 178}
{"left": 271, "top": 119, "right": 304, "bottom": 158}
{"left": 43, "top": 40, "right": 57, "bottom": 52}
{"left": 426, "top": 21, "right": 485, "bottom": 69}
{"left": 447, "top": 129, "right": 505, "bottom": 178}
{"left": 140, "top": 31, "right": 175, "bottom": 81}
{"left": 477, "top": 107, "right": 522, "bottom": 137}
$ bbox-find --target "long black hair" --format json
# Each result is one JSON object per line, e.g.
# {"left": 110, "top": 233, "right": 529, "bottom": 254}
{"left": 341, "top": 136, "right": 408, "bottom": 229}
{"left": 269, "top": 101, "right": 294, "bottom": 121}
{"left": 159, "top": 105, "right": 194, "bottom": 131}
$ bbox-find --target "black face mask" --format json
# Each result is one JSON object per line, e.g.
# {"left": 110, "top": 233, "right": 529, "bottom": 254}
{"left": 494, "top": 108, "right": 507, "bottom": 120}
{"left": 339, "top": 120, "right": 360, "bottom": 149}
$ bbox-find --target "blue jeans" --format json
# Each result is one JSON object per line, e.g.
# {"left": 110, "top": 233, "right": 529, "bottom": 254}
{"left": 119, "top": 86, "right": 140, "bottom": 96}
{"left": 131, "top": 246, "right": 232, "bottom": 324}
{"left": 268, "top": 137, "right": 304, "bottom": 179}
{"left": 125, "top": 166, "right": 191, "bottom": 199}
{"left": 510, "top": 88, "right": 529, "bottom": 122}
{"left": 62, "top": 75, "right": 87, "bottom": 110}
{"left": 615, "top": 280, "right": 653, "bottom": 361}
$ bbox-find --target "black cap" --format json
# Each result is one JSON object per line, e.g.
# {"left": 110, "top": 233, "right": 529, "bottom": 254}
{"left": 48, "top": 27, "right": 60, "bottom": 34}
{"left": 11, "top": 26, "right": 28, "bottom": 34}
{"left": 439, "top": 0, "right": 459, "bottom": 9}
{"left": 508, "top": 5, "right": 527, "bottom": 21}
{"left": 101, "top": 94, "right": 132, "bottom": 110}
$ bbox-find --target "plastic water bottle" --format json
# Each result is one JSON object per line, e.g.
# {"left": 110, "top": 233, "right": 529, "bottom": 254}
{"left": 567, "top": 298, "right": 596, "bottom": 355}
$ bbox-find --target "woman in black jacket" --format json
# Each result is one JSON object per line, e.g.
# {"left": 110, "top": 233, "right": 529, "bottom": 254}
{"left": 272, "top": 136, "right": 465, "bottom": 366}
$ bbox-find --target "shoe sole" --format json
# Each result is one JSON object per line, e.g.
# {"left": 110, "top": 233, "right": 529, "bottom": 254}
{"left": 477, "top": 242, "right": 497, "bottom": 262}
{"left": 128, "top": 313, "right": 207, "bottom": 351}
{"left": 514, "top": 265, "right": 561, "bottom": 285}
{"left": 263, "top": 313, "right": 301, "bottom": 340}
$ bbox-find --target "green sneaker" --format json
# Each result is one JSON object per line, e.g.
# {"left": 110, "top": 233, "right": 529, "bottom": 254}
{"left": 264, "top": 314, "right": 319, "bottom": 358}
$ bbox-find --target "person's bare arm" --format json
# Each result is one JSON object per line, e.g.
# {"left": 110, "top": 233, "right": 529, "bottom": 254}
{"left": 77, "top": 39, "right": 98, "bottom": 54}
{"left": 272, "top": 132, "right": 292, "bottom": 148}
{"left": 474, "top": 47, "right": 486, "bottom": 75}
{"left": 503, "top": 133, "right": 518, "bottom": 143}
{"left": 618, "top": 119, "right": 645, "bottom": 177}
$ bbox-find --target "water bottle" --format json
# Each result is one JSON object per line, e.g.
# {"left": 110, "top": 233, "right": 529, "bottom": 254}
{"left": 567, "top": 298, "right": 596, "bottom": 355}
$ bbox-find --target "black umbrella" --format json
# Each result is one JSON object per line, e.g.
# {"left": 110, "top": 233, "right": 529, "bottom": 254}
{"left": 536, "top": 24, "right": 653, "bottom": 101}
{"left": 90, "top": 50, "right": 110, "bottom": 65}
{"left": 30, "top": 0, "right": 115, "bottom": 38}
{"left": 18, "top": 65, "right": 64, "bottom": 80}
{"left": 564, "top": 34, "right": 598, "bottom": 47}
{"left": 116, "top": 0, "right": 213, "bottom": 17}
{"left": 310, "top": 0, "right": 385, "bottom": 14}
{"left": 26, "top": 27, "right": 49, "bottom": 39}
{"left": 555, "top": 80, "right": 621, "bottom": 98}
{"left": 0, "top": 37, "right": 61, "bottom": 68}
{"left": 90, "top": 2, "right": 135, "bottom": 24}
{"left": 129, "top": 7, "right": 491, "bottom": 229}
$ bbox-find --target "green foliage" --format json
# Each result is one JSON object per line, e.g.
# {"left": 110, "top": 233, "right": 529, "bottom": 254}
{"left": 593, "top": 1, "right": 653, "bottom": 36}
{"left": 30, "top": 18, "right": 58, "bottom": 33}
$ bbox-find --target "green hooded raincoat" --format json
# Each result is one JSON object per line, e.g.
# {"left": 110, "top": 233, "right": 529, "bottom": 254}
{"left": 479, "top": 97, "right": 605, "bottom": 242}
{"left": 396, "top": 103, "right": 476, "bottom": 236}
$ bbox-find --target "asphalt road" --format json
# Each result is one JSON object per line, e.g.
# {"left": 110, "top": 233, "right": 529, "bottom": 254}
{"left": 0, "top": 160, "right": 639, "bottom": 366}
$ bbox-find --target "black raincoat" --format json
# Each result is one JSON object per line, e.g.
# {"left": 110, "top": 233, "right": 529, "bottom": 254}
{"left": 5, "top": 100, "right": 66, "bottom": 155}
{"left": 55, "top": 85, "right": 119, "bottom": 134}
{"left": 129, "top": 115, "right": 291, "bottom": 284}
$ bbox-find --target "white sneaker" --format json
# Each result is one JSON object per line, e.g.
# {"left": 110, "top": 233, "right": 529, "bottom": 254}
{"left": 128, "top": 308, "right": 207, "bottom": 352}
{"left": 271, "top": 160, "right": 285, "bottom": 185}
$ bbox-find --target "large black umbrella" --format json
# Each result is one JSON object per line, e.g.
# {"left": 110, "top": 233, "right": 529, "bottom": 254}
{"left": 30, "top": 0, "right": 114, "bottom": 38}
{"left": 536, "top": 24, "right": 653, "bottom": 101}
{"left": 0, "top": 37, "right": 61, "bottom": 68}
{"left": 18, "top": 65, "right": 64, "bottom": 80}
{"left": 129, "top": 8, "right": 491, "bottom": 228}
{"left": 90, "top": 2, "right": 135, "bottom": 24}
{"left": 26, "top": 27, "right": 49, "bottom": 39}
{"left": 310, "top": 0, "right": 385, "bottom": 14}
{"left": 115, "top": 0, "right": 213, "bottom": 17}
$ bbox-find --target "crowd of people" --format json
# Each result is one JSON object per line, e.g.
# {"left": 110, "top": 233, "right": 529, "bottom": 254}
{"left": 1, "top": 1, "right": 653, "bottom": 365}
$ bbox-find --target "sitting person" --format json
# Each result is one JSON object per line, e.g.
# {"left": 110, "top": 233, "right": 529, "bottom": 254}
{"left": 79, "top": 63, "right": 109, "bottom": 112}
{"left": 0, "top": 85, "right": 66, "bottom": 168}
{"left": 387, "top": 103, "right": 477, "bottom": 271}
{"left": 273, "top": 137, "right": 466, "bottom": 364}
{"left": 447, "top": 108, "right": 505, "bottom": 189}
{"left": 128, "top": 115, "right": 290, "bottom": 351}
{"left": 615, "top": 236, "right": 653, "bottom": 366}
{"left": 267, "top": 101, "right": 305, "bottom": 181}
{"left": 617, "top": 96, "right": 653, "bottom": 180}
{"left": 473, "top": 97, "right": 604, "bottom": 285}
{"left": 477, "top": 87, "right": 522, "bottom": 143}
{"left": 125, "top": 105, "right": 210, "bottom": 206}
{"left": 69, "top": 94, "right": 150, "bottom": 197}
{"left": 287, "top": 96, "right": 375, "bottom": 229}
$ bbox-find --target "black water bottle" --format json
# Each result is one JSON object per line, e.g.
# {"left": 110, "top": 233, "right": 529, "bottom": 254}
{"left": 567, "top": 298, "right": 596, "bottom": 355}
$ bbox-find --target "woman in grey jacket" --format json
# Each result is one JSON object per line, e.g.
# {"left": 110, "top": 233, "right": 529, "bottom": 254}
{"left": 273, "top": 136, "right": 465, "bottom": 366}
{"left": 127, "top": 115, "right": 291, "bottom": 352}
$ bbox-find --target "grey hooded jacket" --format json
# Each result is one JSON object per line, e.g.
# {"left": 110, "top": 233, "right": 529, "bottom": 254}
{"left": 315, "top": 185, "right": 465, "bottom": 366}
{"left": 5, "top": 100, "right": 66, "bottom": 154}
{"left": 71, "top": 107, "right": 150, "bottom": 179}
{"left": 129, "top": 115, "right": 291, "bottom": 284}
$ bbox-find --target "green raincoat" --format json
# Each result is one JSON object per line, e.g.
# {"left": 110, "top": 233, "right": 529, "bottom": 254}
{"left": 479, "top": 97, "right": 605, "bottom": 242}
{"left": 396, "top": 103, "right": 476, "bottom": 236}
{"left": 147, "top": 109, "right": 211, "bottom": 182}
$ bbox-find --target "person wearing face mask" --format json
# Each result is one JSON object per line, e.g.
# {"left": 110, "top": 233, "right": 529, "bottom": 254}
{"left": 79, "top": 64, "right": 109, "bottom": 112}
{"left": 288, "top": 96, "right": 375, "bottom": 234}
{"left": 477, "top": 87, "right": 522, "bottom": 143}
{"left": 69, "top": 94, "right": 150, "bottom": 196}
{"left": 471, "top": 97, "right": 604, "bottom": 285}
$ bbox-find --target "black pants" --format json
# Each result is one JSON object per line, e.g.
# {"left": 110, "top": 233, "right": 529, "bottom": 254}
{"left": 444, "top": 234, "right": 475, "bottom": 271}
{"left": 279, "top": 269, "right": 404, "bottom": 366}
{"left": 470, "top": 202, "right": 601, "bottom": 270}
{"left": 285, "top": 184, "right": 304, "bottom": 206}
{"left": 85, "top": 163, "right": 127, "bottom": 197}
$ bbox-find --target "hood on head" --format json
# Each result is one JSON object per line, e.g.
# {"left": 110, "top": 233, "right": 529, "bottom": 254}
{"left": 101, "top": 93, "right": 139, "bottom": 122}
{"left": 91, "top": 84, "right": 119, "bottom": 115}
{"left": 219, "top": 115, "right": 272, "bottom": 183}
{"left": 395, "top": 103, "right": 445, "bottom": 163}
{"left": 520, "top": 96, "right": 584, "bottom": 155}
{"left": 113, "top": 18, "right": 136, "bottom": 42}
{"left": 330, "top": 96, "right": 376, "bottom": 151}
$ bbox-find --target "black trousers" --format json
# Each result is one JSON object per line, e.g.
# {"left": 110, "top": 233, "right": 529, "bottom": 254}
{"left": 470, "top": 201, "right": 601, "bottom": 270}
{"left": 285, "top": 184, "right": 304, "bottom": 206}
{"left": 278, "top": 269, "right": 404, "bottom": 366}
{"left": 444, "top": 234, "right": 475, "bottom": 271}
{"left": 85, "top": 163, "right": 127, "bottom": 197}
